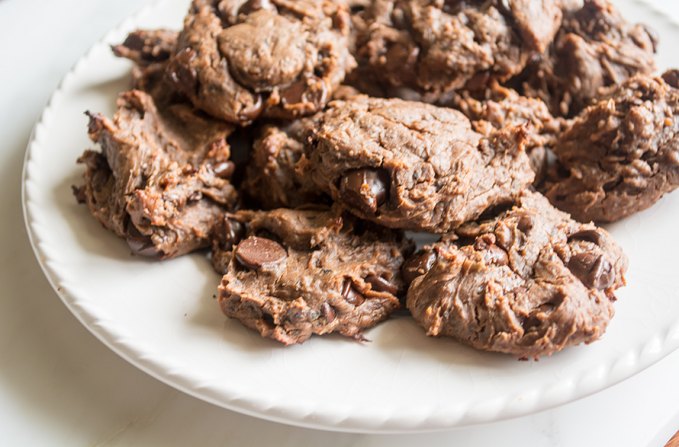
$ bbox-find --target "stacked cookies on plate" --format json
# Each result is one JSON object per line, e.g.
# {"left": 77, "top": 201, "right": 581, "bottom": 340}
{"left": 74, "top": 0, "right": 679, "bottom": 358}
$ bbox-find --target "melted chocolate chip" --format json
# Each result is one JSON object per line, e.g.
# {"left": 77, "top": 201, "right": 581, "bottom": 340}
{"left": 321, "top": 302, "right": 336, "bottom": 323}
{"left": 402, "top": 251, "right": 436, "bottom": 284}
{"left": 365, "top": 274, "right": 399, "bottom": 295}
{"left": 341, "top": 279, "right": 365, "bottom": 306}
{"left": 569, "top": 229, "right": 602, "bottom": 246}
{"left": 280, "top": 78, "right": 328, "bottom": 109}
{"left": 237, "top": 94, "right": 264, "bottom": 122}
{"left": 568, "top": 252, "right": 614, "bottom": 290}
{"left": 126, "top": 224, "right": 162, "bottom": 258}
{"left": 213, "top": 161, "right": 235, "bottom": 179}
{"left": 220, "top": 218, "right": 245, "bottom": 250}
{"left": 235, "top": 236, "right": 287, "bottom": 270}
{"left": 339, "top": 168, "right": 390, "bottom": 214}
{"left": 238, "top": 0, "right": 275, "bottom": 16}
{"left": 663, "top": 69, "right": 679, "bottom": 89}
{"left": 517, "top": 215, "right": 534, "bottom": 233}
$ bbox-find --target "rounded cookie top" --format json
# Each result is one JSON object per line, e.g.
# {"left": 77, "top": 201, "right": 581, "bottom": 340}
{"left": 406, "top": 191, "right": 628, "bottom": 358}
{"left": 166, "top": 0, "right": 356, "bottom": 124}
{"left": 304, "top": 96, "right": 534, "bottom": 233}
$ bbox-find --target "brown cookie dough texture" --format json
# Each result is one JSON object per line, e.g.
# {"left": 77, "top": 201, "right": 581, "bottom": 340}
{"left": 351, "top": 0, "right": 562, "bottom": 101}
{"left": 542, "top": 73, "right": 679, "bottom": 223}
{"left": 211, "top": 207, "right": 413, "bottom": 344}
{"left": 512, "top": 0, "right": 657, "bottom": 117}
{"left": 406, "top": 192, "right": 628, "bottom": 358}
{"left": 74, "top": 90, "right": 238, "bottom": 259}
{"left": 165, "top": 0, "right": 356, "bottom": 125}
{"left": 242, "top": 118, "right": 325, "bottom": 209}
{"left": 112, "top": 29, "right": 180, "bottom": 103}
{"left": 303, "top": 96, "right": 534, "bottom": 233}
{"left": 448, "top": 82, "right": 563, "bottom": 185}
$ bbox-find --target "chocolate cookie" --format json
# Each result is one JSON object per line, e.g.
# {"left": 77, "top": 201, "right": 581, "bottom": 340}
{"left": 350, "top": 0, "right": 562, "bottom": 101}
{"left": 512, "top": 0, "right": 657, "bottom": 117}
{"left": 448, "top": 82, "right": 562, "bottom": 185}
{"left": 165, "top": 0, "right": 356, "bottom": 125}
{"left": 302, "top": 96, "right": 534, "bottom": 233}
{"left": 112, "top": 29, "right": 180, "bottom": 103}
{"left": 406, "top": 191, "right": 628, "bottom": 358}
{"left": 542, "top": 73, "right": 679, "bottom": 223}
{"left": 211, "top": 207, "right": 413, "bottom": 344}
{"left": 74, "top": 90, "right": 238, "bottom": 259}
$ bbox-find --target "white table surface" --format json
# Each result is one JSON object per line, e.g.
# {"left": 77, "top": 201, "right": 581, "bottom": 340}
{"left": 1, "top": 0, "right": 678, "bottom": 445}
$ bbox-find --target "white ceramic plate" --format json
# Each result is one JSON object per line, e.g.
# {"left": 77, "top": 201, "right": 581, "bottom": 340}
{"left": 22, "top": 0, "right": 679, "bottom": 433}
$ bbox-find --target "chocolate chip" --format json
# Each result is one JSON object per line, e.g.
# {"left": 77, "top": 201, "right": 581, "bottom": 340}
{"left": 569, "top": 229, "right": 602, "bottom": 246}
{"left": 402, "top": 251, "right": 436, "bottom": 284}
{"left": 238, "top": 0, "right": 275, "bottom": 15}
{"left": 366, "top": 274, "right": 399, "bottom": 295}
{"left": 341, "top": 280, "right": 364, "bottom": 306}
{"left": 280, "top": 78, "right": 328, "bottom": 109}
{"left": 213, "top": 161, "right": 235, "bottom": 179}
{"left": 339, "top": 168, "right": 390, "bottom": 214}
{"left": 235, "top": 236, "right": 287, "bottom": 270}
{"left": 663, "top": 69, "right": 679, "bottom": 89}
{"left": 517, "top": 215, "right": 534, "bottom": 233}
{"left": 219, "top": 218, "right": 245, "bottom": 250}
{"left": 237, "top": 94, "right": 264, "bottom": 122}
{"left": 126, "top": 224, "right": 162, "bottom": 258}
{"left": 568, "top": 252, "right": 614, "bottom": 290}
{"left": 321, "top": 302, "right": 336, "bottom": 323}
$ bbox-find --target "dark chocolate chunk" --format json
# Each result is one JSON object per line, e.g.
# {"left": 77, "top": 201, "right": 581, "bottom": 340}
{"left": 568, "top": 252, "right": 614, "bottom": 290}
{"left": 235, "top": 236, "right": 287, "bottom": 270}
{"left": 339, "top": 168, "right": 390, "bottom": 215}
{"left": 365, "top": 274, "right": 399, "bottom": 295}
{"left": 402, "top": 251, "right": 437, "bottom": 284}
{"left": 342, "top": 279, "right": 365, "bottom": 306}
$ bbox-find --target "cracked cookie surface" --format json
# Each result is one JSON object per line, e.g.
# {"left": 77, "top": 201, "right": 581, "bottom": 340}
{"left": 406, "top": 191, "right": 628, "bottom": 358}
{"left": 303, "top": 96, "right": 534, "bottom": 233}
{"left": 211, "top": 207, "right": 413, "bottom": 344}
{"left": 74, "top": 90, "right": 238, "bottom": 259}
{"left": 512, "top": 0, "right": 657, "bottom": 117}
{"left": 350, "top": 0, "right": 562, "bottom": 101}
{"left": 543, "top": 73, "right": 679, "bottom": 223}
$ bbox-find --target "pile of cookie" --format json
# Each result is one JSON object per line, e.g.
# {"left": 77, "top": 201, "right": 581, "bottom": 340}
{"left": 74, "top": 0, "right": 679, "bottom": 358}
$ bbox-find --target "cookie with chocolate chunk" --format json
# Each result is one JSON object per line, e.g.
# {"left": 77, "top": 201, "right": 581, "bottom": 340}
{"left": 350, "top": 0, "right": 562, "bottom": 101}
{"left": 543, "top": 73, "right": 679, "bottom": 223}
{"left": 512, "top": 0, "right": 657, "bottom": 117}
{"left": 74, "top": 90, "right": 237, "bottom": 259}
{"left": 406, "top": 191, "right": 628, "bottom": 358}
{"left": 448, "top": 82, "right": 562, "bottom": 185}
{"left": 211, "top": 207, "right": 413, "bottom": 344}
{"left": 166, "top": 0, "right": 355, "bottom": 125}
{"left": 302, "top": 96, "right": 534, "bottom": 233}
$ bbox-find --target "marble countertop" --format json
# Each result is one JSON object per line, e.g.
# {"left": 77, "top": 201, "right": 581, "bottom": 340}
{"left": 1, "top": 0, "right": 678, "bottom": 445}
